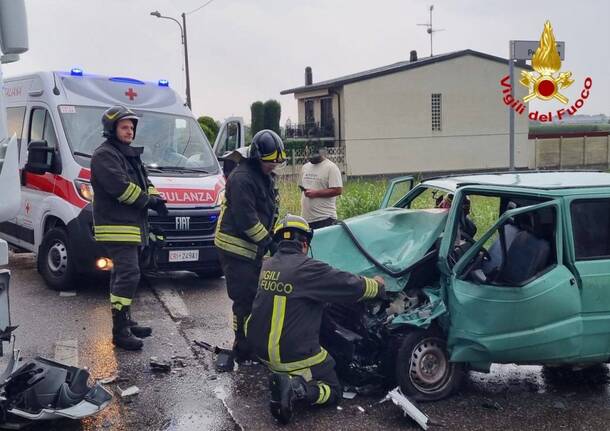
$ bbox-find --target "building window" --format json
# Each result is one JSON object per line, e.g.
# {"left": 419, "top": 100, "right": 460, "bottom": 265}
{"left": 304, "top": 100, "right": 315, "bottom": 127}
{"left": 431, "top": 93, "right": 442, "bottom": 131}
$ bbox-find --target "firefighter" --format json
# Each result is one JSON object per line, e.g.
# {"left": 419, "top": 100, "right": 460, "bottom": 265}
{"left": 91, "top": 105, "right": 168, "bottom": 351}
{"left": 246, "top": 214, "right": 386, "bottom": 424}
{"left": 214, "top": 129, "right": 285, "bottom": 371}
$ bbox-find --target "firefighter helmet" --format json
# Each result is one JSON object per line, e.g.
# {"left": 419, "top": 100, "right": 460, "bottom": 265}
{"left": 273, "top": 214, "right": 313, "bottom": 244}
{"left": 249, "top": 130, "right": 286, "bottom": 163}
{"left": 102, "top": 105, "right": 140, "bottom": 139}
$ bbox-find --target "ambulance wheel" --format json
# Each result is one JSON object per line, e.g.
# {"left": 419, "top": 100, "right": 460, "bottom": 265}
{"left": 38, "top": 227, "right": 77, "bottom": 291}
{"left": 396, "top": 328, "right": 464, "bottom": 401}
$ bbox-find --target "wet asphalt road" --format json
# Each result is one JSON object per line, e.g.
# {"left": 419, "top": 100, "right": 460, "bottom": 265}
{"left": 3, "top": 252, "right": 610, "bottom": 430}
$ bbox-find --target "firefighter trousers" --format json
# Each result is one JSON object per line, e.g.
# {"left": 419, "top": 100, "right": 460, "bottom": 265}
{"left": 105, "top": 245, "right": 141, "bottom": 311}
{"left": 218, "top": 251, "right": 262, "bottom": 359}
{"left": 286, "top": 356, "right": 342, "bottom": 406}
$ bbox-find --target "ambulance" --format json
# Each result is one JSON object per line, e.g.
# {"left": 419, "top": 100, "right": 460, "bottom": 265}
{"left": 0, "top": 69, "right": 245, "bottom": 290}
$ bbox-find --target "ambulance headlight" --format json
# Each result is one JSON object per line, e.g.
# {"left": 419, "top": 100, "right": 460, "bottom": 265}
{"left": 74, "top": 180, "right": 94, "bottom": 202}
{"left": 215, "top": 189, "right": 225, "bottom": 207}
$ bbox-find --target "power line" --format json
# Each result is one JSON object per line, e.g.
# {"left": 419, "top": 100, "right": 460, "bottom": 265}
{"left": 186, "top": 0, "right": 216, "bottom": 15}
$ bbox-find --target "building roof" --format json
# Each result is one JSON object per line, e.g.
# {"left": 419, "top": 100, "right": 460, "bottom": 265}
{"left": 423, "top": 171, "right": 610, "bottom": 192}
{"left": 281, "top": 49, "right": 530, "bottom": 95}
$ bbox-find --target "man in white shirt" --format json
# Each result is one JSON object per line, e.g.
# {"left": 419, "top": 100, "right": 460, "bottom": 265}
{"left": 299, "top": 142, "right": 343, "bottom": 229}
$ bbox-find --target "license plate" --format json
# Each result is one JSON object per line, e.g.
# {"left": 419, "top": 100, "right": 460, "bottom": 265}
{"left": 168, "top": 250, "right": 199, "bottom": 262}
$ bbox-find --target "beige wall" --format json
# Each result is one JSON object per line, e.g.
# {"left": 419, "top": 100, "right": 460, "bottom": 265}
{"left": 534, "top": 135, "right": 610, "bottom": 168}
{"left": 341, "top": 55, "right": 531, "bottom": 176}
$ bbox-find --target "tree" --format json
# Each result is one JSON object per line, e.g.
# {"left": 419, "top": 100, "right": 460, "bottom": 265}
{"left": 197, "top": 116, "right": 219, "bottom": 143}
{"left": 251, "top": 101, "right": 264, "bottom": 135}
{"left": 263, "top": 99, "right": 281, "bottom": 135}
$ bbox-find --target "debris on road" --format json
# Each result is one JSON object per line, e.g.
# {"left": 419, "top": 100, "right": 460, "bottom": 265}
{"left": 118, "top": 385, "right": 140, "bottom": 398}
{"left": 150, "top": 356, "right": 172, "bottom": 373}
{"left": 553, "top": 400, "right": 567, "bottom": 410}
{"left": 99, "top": 374, "right": 118, "bottom": 384}
{"left": 481, "top": 398, "right": 503, "bottom": 411}
{"left": 380, "top": 387, "right": 428, "bottom": 430}
{"left": 59, "top": 291, "right": 77, "bottom": 297}
{"left": 342, "top": 391, "right": 357, "bottom": 400}
{"left": 356, "top": 405, "right": 365, "bottom": 413}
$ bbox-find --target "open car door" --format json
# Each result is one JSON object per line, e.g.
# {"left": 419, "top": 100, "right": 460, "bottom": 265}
{"left": 212, "top": 116, "right": 245, "bottom": 160}
{"left": 380, "top": 176, "right": 414, "bottom": 209}
{"left": 446, "top": 200, "right": 582, "bottom": 365}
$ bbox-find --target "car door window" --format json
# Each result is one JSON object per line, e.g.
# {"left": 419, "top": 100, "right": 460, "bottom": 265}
{"left": 6, "top": 106, "right": 26, "bottom": 154}
{"left": 29, "top": 108, "right": 45, "bottom": 142}
{"left": 571, "top": 199, "right": 610, "bottom": 260}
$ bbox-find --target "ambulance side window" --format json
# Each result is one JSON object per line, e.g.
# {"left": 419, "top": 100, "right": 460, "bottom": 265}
{"left": 6, "top": 106, "right": 25, "bottom": 155}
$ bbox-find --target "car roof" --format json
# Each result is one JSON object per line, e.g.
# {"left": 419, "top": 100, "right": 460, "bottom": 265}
{"left": 423, "top": 171, "right": 610, "bottom": 192}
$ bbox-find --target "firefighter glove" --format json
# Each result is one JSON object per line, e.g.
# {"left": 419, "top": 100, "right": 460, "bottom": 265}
{"left": 148, "top": 195, "right": 169, "bottom": 216}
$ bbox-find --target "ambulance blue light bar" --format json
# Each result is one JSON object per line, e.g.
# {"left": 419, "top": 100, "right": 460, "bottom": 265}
{"left": 70, "top": 68, "right": 83, "bottom": 76}
{"left": 158, "top": 79, "right": 169, "bottom": 87}
{"left": 109, "top": 77, "right": 145, "bottom": 85}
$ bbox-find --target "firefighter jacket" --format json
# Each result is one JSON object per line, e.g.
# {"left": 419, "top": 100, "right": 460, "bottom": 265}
{"left": 214, "top": 160, "right": 278, "bottom": 261}
{"left": 91, "top": 138, "right": 160, "bottom": 245}
{"left": 246, "top": 241, "right": 383, "bottom": 373}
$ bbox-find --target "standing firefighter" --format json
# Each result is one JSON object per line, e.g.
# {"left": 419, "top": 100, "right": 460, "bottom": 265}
{"left": 246, "top": 215, "right": 386, "bottom": 424}
{"left": 214, "top": 129, "right": 285, "bottom": 371}
{"left": 91, "top": 105, "right": 168, "bottom": 351}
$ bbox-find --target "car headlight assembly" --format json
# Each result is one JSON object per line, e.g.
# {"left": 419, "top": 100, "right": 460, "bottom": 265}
{"left": 74, "top": 180, "right": 94, "bottom": 202}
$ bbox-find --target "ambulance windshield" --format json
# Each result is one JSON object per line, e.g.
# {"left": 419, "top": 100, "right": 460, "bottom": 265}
{"left": 59, "top": 105, "right": 219, "bottom": 174}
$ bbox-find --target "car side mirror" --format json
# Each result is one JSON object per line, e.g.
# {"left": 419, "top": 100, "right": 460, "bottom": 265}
{"left": 24, "top": 140, "right": 55, "bottom": 175}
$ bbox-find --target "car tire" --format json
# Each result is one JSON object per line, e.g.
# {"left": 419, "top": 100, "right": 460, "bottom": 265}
{"left": 395, "top": 327, "right": 464, "bottom": 401}
{"left": 195, "top": 268, "right": 223, "bottom": 279}
{"left": 37, "top": 227, "right": 77, "bottom": 291}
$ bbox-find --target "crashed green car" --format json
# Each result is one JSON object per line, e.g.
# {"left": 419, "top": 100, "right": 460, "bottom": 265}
{"left": 315, "top": 171, "right": 610, "bottom": 401}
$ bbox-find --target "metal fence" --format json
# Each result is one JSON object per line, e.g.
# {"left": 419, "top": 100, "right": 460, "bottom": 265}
{"left": 276, "top": 146, "right": 346, "bottom": 177}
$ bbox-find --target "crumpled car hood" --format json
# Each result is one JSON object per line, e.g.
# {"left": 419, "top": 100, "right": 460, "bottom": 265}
{"left": 311, "top": 207, "right": 448, "bottom": 292}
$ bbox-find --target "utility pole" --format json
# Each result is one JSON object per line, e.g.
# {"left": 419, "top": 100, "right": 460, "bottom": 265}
{"left": 181, "top": 13, "right": 191, "bottom": 110}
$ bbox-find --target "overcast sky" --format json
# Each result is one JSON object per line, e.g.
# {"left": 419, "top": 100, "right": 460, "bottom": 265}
{"left": 7, "top": 0, "right": 610, "bottom": 125}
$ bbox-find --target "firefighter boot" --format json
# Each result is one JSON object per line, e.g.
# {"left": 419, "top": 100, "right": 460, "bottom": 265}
{"left": 112, "top": 309, "right": 143, "bottom": 351}
{"left": 269, "top": 373, "right": 307, "bottom": 425}
{"left": 124, "top": 306, "right": 152, "bottom": 338}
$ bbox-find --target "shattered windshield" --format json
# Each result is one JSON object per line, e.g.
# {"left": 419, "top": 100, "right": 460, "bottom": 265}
{"left": 58, "top": 105, "right": 219, "bottom": 174}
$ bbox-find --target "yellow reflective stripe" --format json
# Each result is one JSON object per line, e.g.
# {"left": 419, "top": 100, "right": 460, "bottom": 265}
{"left": 245, "top": 222, "right": 268, "bottom": 243}
{"left": 266, "top": 348, "right": 328, "bottom": 373}
{"left": 244, "top": 314, "right": 251, "bottom": 337}
{"left": 315, "top": 383, "right": 331, "bottom": 405}
{"left": 95, "top": 225, "right": 141, "bottom": 234}
{"left": 215, "top": 233, "right": 258, "bottom": 260}
{"left": 261, "top": 150, "right": 278, "bottom": 161}
{"left": 360, "top": 277, "right": 378, "bottom": 301}
{"left": 110, "top": 294, "right": 132, "bottom": 310}
{"left": 148, "top": 186, "right": 161, "bottom": 195}
{"left": 123, "top": 184, "right": 143, "bottom": 205}
{"left": 268, "top": 295, "right": 287, "bottom": 366}
{"left": 95, "top": 234, "right": 141, "bottom": 243}
{"left": 117, "top": 182, "right": 137, "bottom": 203}
{"left": 285, "top": 221, "right": 309, "bottom": 231}
{"left": 232, "top": 315, "right": 238, "bottom": 331}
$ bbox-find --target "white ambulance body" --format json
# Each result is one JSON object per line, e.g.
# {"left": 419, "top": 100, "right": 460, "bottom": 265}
{"left": 0, "top": 70, "right": 244, "bottom": 290}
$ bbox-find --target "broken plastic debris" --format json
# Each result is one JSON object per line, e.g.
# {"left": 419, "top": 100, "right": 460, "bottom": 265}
{"left": 342, "top": 391, "right": 357, "bottom": 400}
{"left": 150, "top": 356, "right": 172, "bottom": 372}
{"left": 336, "top": 406, "right": 343, "bottom": 411}
{"left": 356, "top": 405, "right": 365, "bottom": 413}
{"left": 59, "top": 291, "right": 77, "bottom": 297}
{"left": 380, "top": 387, "right": 428, "bottom": 430}
{"left": 99, "top": 375, "right": 118, "bottom": 384}
{"left": 118, "top": 386, "right": 140, "bottom": 398}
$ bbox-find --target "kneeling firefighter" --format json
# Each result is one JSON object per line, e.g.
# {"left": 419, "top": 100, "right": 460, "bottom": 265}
{"left": 246, "top": 214, "right": 386, "bottom": 424}
{"left": 91, "top": 105, "right": 168, "bottom": 351}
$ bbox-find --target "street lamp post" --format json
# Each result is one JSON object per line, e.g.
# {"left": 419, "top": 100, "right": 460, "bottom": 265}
{"left": 150, "top": 10, "right": 192, "bottom": 109}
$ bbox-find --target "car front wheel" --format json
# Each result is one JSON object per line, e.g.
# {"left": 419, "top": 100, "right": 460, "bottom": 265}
{"left": 37, "top": 227, "right": 77, "bottom": 291}
{"left": 396, "top": 328, "right": 464, "bottom": 401}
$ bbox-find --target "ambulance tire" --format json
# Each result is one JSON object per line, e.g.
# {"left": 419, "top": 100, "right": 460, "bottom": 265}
{"left": 396, "top": 327, "right": 464, "bottom": 401}
{"left": 38, "top": 227, "right": 77, "bottom": 291}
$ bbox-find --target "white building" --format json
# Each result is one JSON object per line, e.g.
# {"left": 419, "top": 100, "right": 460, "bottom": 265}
{"left": 281, "top": 49, "right": 532, "bottom": 176}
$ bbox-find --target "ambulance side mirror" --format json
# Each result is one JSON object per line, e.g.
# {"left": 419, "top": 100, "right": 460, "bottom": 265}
{"left": 24, "top": 140, "right": 54, "bottom": 175}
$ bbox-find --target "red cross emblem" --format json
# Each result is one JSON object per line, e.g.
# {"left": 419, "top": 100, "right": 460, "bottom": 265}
{"left": 125, "top": 88, "right": 138, "bottom": 101}
{"left": 25, "top": 202, "right": 31, "bottom": 214}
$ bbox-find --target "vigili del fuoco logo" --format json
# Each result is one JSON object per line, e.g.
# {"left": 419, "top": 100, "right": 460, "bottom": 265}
{"left": 500, "top": 21, "right": 593, "bottom": 123}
